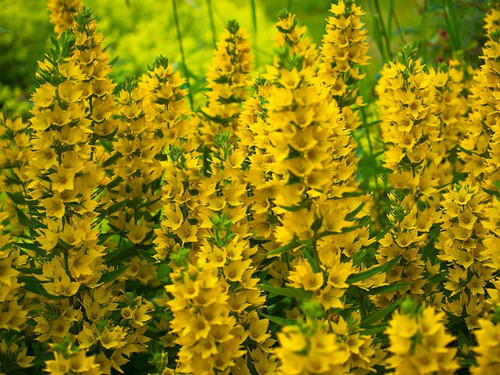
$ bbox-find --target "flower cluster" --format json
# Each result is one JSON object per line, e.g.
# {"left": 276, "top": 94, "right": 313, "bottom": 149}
{"left": 387, "top": 301, "right": 458, "bottom": 374}
{"left": 0, "top": 1, "right": 499, "bottom": 374}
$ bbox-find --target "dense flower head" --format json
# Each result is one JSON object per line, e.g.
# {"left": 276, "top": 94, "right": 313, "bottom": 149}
{"left": 272, "top": 11, "right": 318, "bottom": 69}
{"left": 103, "top": 77, "right": 163, "bottom": 245}
{"left": 202, "top": 20, "right": 253, "bottom": 139}
{"left": 460, "top": 8, "right": 500, "bottom": 186}
{"left": 48, "top": 0, "right": 82, "bottom": 35}
{"left": 319, "top": 0, "right": 370, "bottom": 131}
{"left": 141, "top": 56, "right": 193, "bottom": 149}
{"left": 427, "top": 61, "right": 469, "bottom": 185}
{"left": 1, "top": 1, "right": 500, "bottom": 373}
{"left": 166, "top": 260, "right": 245, "bottom": 374}
{"left": 387, "top": 300, "right": 458, "bottom": 374}
{"left": 374, "top": 44, "right": 445, "bottom": 306}
{"left": 436, "top": 181, "right": 495, "bottom": 328}
{"left": 473, "top": 315, "right": 500, "bottom": 374}
{"left": 0, "top": 113, "right": 31, "bottom": 235}
{"left": 275, "top": 319, "right": 349, "bottom": 374}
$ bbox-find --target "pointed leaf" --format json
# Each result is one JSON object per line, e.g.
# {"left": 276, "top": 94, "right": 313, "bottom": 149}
{"left": 260, "top": 312, "right": 297, "bottom": 327}
{"left": 18, "top": 276, "right": 64, "bottom": 300}
{"left": 347, "top": 256, "right": 400, "bottom": 284}
{"left": 361, "top": 299, "right": 401, "bottom": 327}
{"left": 266, "top": 240, "right": 301, "bottom": 257}
{"left": 258, "top": 283, "right": 311, "bottom": 300}
{"left": 15, "top": 242, "right": 45, "bottom": 257}
{"left": 98, "top": 265, "right": 129, "bottom": 284}
{"left": 366, "top": 282, "right": 411, "bottom": 295}
{"left": 361, "top": 324, "right": 388, "bottom": 335}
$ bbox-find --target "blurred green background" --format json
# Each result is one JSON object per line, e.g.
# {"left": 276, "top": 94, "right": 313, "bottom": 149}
{"left": 0, "top": 0, "right": 488, "bottom": 116}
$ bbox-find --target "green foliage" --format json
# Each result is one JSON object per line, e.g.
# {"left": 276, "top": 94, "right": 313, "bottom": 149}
{"left": 1, "top": 0, "right": 490, "bottom": 114}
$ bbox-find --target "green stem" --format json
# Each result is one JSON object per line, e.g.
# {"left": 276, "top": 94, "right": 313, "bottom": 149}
{"left": 359, "top": 292, "right": 368, "bottom": 317}
{"left": 311, "top": 236, "right": 321, "bottom": 272}
{"left": 172, "top": 0, "right": 194, "bottom": 109}
{"left": 386, "top": 0, "right": 394, "bottom": 39}
{"left": 420, "top": 0, "right": 428, "bottom": 61}
{"left": 374, "top": 0, "right": 392, "bottom": 61}
{"left": 392, "top": 4, "right": 407, "bottom": 45}
{"left": 206, "top": 0, "right": 217, "bottom": 48}
{"left": 63, "top": 248, "right": 73, "bottom": 281}
{"left": 360, "top": 107, "right": 373, "bottom": 156}
{"left": 250, "top": 0, "right": 259, "bottom": 66}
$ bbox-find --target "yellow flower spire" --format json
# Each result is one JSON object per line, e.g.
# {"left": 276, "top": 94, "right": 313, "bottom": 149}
{"left": 200, "top": 20, "right": 253, "bottom": 144}
{"left": 387, "top": 301, "right": 458, "bottom": 374}
{"left": 47, "top": 0, "right": 82, "bottom": 35}
{"left": 319, "top": 0, "right": 370, "bottom": 131}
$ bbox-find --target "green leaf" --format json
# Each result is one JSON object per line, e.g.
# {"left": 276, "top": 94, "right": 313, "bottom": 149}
{"left": 18, "top": 276, "right": 64, "bottom": 300}
{"left": 366, "top": 282, "right": 411, "bottom": 295}
{"left": 482, "top": 187, "right": 500, "bottom": 199}
{"left": 302, "top": 246, "right": 319, "bottom": 273}
{"left": 157, "top": 263, "right": 171, "bottom": 283}
{"left": 98, "top": 265, "right": 129, "bottom": 284}
{"left": 315, "top": 222, "right": 367, "bottom": 241}
{"left": 375, "top": 225, "right": 392, "bottom": 240}
{"left": 105, "top": 245, "right": 135, "bottom": 264}
{"left": 266, "top": 240, "right": 301, "bottom": 257}
{"left": 15, "top": 207, "right": 33, "bottom": 227}
{"left": 358, "top": 120, "right": 382, "bottom": 129}
{"left": 427, "top": 273, "right": 446, "bottom": 285}
{"left": 102, "top": 152, "right": 121, "bottom": 168}
{"left": 260, "top": 312, "right": 296, "bottom": 327}
{"left": 279, "top": 203, "right": 308, "bottom": 212}
{"left": 6, "top": 191, "right": 26, "bottom": 204}
{"left": 106, "top": 200, "right": 128, "bottom": 215}
{"left": 107, "top": 176, "right": 122, "bottom": 190}
{"left": 258, "top": 283, "right": 311, "bottom": 300}
{"left": 18, "top": 267, "right": 43, "bottom": 275}
{"left": 15, "top": 242, "right": 45, "bottom": 257}
{"left": 361, "top": 299, "right": 401, "bottom": 327}
{"left": 457, "top": 329, "right": 471, "bottom": 348}
{"left": 361, "top": 324, "right": 388, "bottom": 335}
{"left": 345, "top": 202, "right": 366, "bottom": 222}
{"left": 347, "top": 257, "right": 400, "bottom": 284}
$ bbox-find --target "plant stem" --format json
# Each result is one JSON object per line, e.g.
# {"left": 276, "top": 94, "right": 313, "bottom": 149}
{"left": 250, "top": 0, "right": 259, "bottom": 66}
{"left": 391, "top": 4, "right": 407, "bottom": 45}
{"left": 206, "top": 0, "right": 217, "bottom": 48}
{"left": 311, "top": 236, "right": 321, "bottom": 272}
{"left": 420, "top": 0, "right": 428, "bottom": 61}
{"left": 172, "top": 0, "right": 194, "bottom": 109}
{"left": 374, "top": 0, "right": 392, "bottom": 61}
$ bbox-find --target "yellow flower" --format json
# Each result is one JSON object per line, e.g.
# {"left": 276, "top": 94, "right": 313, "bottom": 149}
{"left": 126, "top": 222, "right": 149, "bottom": 244}
{"left": 387, "top": 304, "right": 458, "bottom": 374}
{"left": 175, "top": 220, "right": 198, "bottom": 244}
{"left": 41, "top": 193, "right": 65, "bottom": 218}
{"left": 473, "top": 318, "right": 500, "bottom": 374}
{"left": 32, "top": 84, "right": 55, "bottom": 108}
{"left": 288, "top": 259, "right": 323, "bottom": 291}
{"left": 49, "top": 166, "right": 75, "bottom": 192}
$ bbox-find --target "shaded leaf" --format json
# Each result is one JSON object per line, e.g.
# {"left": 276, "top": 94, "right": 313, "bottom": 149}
{"left": 347, "top": 257, "right": 400, "bottom": 284}
{"left": 98, "top": 265, "right": 129, "bottom": 284}
{"left": 260, "top": 312, "right": 296, "bottom": 327}
{"left": 266, "top": 240, "right": 301, "bottom": 257}
{"left": 18, "top": 276, "right": 64, "bottom": 300}
{"left": 15, "top": 242, "right": 45, "bottom": 257}
{"left": 366, "top": 282, "right": 411, "bottom": 295}
{"left": 361, "top": 299, "right": 401, "bottom": 327}
{"left": 258, "top": 283, "right": 311, "bottom": 300}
